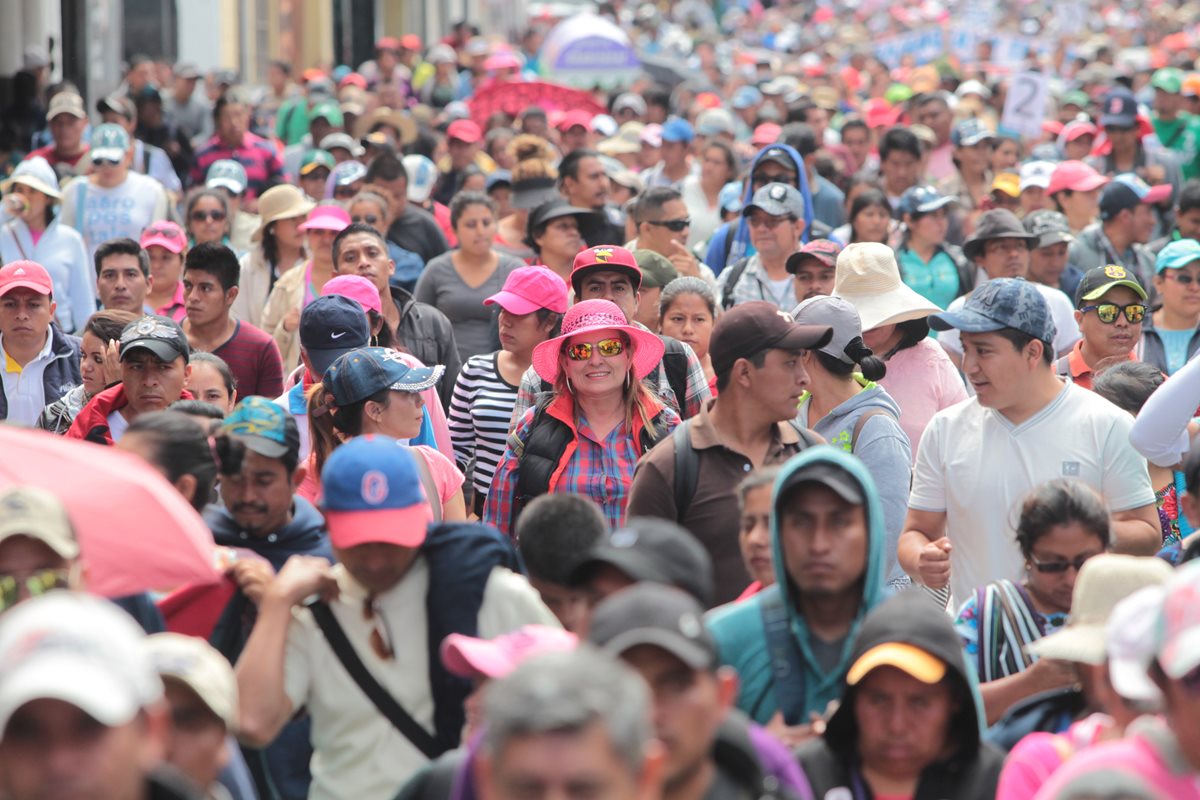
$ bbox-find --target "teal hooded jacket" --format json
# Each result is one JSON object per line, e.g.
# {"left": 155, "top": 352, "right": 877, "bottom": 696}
{"left": 705, "top": 445, "right": 888, "bottom": 725}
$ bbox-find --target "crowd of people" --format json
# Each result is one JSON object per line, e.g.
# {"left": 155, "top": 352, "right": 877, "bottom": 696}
{"left": 7, "top": 7, "right": 1200, "bottom": 800}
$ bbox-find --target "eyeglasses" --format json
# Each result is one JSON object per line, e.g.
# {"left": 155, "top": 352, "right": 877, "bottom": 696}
{"left": 190, "top": 209, "right": 227, "bottom": 223}
{"left": 1028, "top": 552, "right": 1099, "bottom": 574}
{"left": 984, "top": 239, "right": 1030, "bottom": 255}
{"left": 1080, "top": 302, "right": 1147, "bottom": 324}
{"left": 93, "top": 158, "right": 121, "bottom": 168}
{"left": 566, "top": 337, "right": 625, "bottom": 361}
{"left": 1165, "top": 272, "right": 1200, "bottom": 286}
{"left": 143, "top": 223, "right": 180, "bottom": 238}
{"left": 0, "top": 569, "right": 71, "bottom": 612}
{"left": 334, "top": 186, "right": 358, "bottom": 199}
{"left": 352, "top": 214, "right": 381, "bottom": 226}
{"left": 647, "top": 217, "right": 690, "bottom": 232}
{"left": 362, "top": 596, "right": 395, "bottom": 660}
{"left": 746, "top": 215, "right": 793, "bottom": 230}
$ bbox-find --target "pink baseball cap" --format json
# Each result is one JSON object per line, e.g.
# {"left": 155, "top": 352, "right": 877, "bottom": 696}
{"left": 323, "top": 274, "right": 383, "bottom": 314}
{"left": 752, "top": 123, "right": 782, "bottom": 148}
{"left": 1060, "top": 120, "right": 1099, "bottom": 143}
{"left": 557, "top": 110, "right": 594, "bottom": 133}
{"left": 863, "top": 98, "right": 900, "bottom": 129}
{"left": 484, "top": 265, "right": 569, "bottom": 315}
{"left": 140, "top": 221, "right": 187, "bottom": 254}
{"left": 0, "top": 260, "right": 53, "bottom": 298}
{"left": 447, "top": 119, "right": 483, "bottom": 144}
{"left": 298, "top": 204, "right": 352, "bottom": 233}
{"left": 440, "top": 625, "right": 579, "bottom": 680}
{"left": 1047, "top": 160, "right": 1110, "bottom": 196}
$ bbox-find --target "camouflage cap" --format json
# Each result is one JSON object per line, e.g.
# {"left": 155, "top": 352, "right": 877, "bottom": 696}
{"left": 929, "top": 277, "right": 1056, "bottom": 344}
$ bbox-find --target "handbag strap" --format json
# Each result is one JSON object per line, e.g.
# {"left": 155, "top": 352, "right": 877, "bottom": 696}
{"left": 307, "top": 599, "right": 442, "bottom": 760}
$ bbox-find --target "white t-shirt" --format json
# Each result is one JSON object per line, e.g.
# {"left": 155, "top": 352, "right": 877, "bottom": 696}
{"left": 0, "top": 333, "right": 54, "bottom": 426}
{"left": 938, "top": 280, "right": 1081, "bottom": 358}
{"left": 283, "top": 560, "right": 557, "bottom": 800}
{"left": 60, "top": 173, "right": 170, "bottom": 259}
{"left": 106, "top": 409, "right": 130, "bottom": 442}
{"left": 908, "top": 382, "right": 1156, "bottom": 605}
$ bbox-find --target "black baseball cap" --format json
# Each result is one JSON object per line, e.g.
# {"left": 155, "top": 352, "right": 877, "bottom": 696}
{"left": 1073, "top": 264, "right": 1148, "bottom": 307}
{"left": 299, "top": 295, "right": 371, "bottom": 376}
{"left": 568, "top": 517, "right": 714, "bottom": 607}
{"left": 119, "top": 315, "right": 190, "bottom": 363}
{"left": 709, "top": 301, "right": 832, "bottom": 377}
{"left": 587, "top": 583, "right": 718, "bottom": 670}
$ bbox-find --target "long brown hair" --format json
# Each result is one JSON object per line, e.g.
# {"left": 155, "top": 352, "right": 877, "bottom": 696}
{"left": 306, "top": 381, "right": 394, "bottom": 477}
{"left": 551, "top": 333, "right": 663, "bottom": 442}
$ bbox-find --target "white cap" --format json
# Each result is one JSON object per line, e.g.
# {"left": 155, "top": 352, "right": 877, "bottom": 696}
{"left": 1019, "top": 160, "right": 1056, "bottom": 192}
{"left": 0, "top": 592, "right": 162, "bottom": 735}
{"left": 591, "top": 114, "right": 618, "bottom": 139}
{"left": 1107, "top": 586, "right": 1165, "bottom": 704}
{"left": 146, "top": 633, "right": 238, "bottom": 731}
{"left": 402, "top": 154, "right": 438, "bottom": 204}
{"left": 956, "top": 79, "right": 992, "bottom": 100}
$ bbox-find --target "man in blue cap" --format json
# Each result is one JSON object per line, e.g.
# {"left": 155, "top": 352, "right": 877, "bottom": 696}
{"left": 716, "top": 183, "right": 809, "bottom": 309}
{"left": 643, "top": 118, "right": 695, "bottom": 190}
{"left": 899, "top": 277, "right": 1161, "bottom": 607}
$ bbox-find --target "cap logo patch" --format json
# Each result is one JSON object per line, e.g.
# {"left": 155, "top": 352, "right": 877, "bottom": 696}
{"left": 679, "top": 612, "right": 702, "bottom": 638}
{"left": 776, "top": 309, "right": 795, "bottom": 322}
{"left": 14, "top": 267, "right": 25, "bottom": 275}
{"left": 361, "top": 470, "right": 389, "bottom": 505}
{"left": 1104, "top": 265, "right": 1127, "bottom": 279}
{"left": 769, "top": 184, "right": 786, "bottom": 200}
{"left": 1110, "top": 97, "right": 1122, "bottom": 114}
{"left": 592, "top": 247, "right": 614, "bottom": 264}
{"left": 610, "top": 529, "right": 639, "bottom": 548}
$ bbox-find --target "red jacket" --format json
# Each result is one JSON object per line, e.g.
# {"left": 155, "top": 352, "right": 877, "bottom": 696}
{"left": 66, "top": 384, "right": 193, "bottom": 445}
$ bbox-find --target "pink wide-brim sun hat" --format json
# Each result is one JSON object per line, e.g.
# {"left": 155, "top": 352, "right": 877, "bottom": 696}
{"left": 440, "top": 625, "right": 578, "bottom": 680}
{"left": 531, "top": 299, "right": 664, "bottom": 386}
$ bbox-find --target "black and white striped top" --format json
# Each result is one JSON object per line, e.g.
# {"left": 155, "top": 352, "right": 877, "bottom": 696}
{"left": 448, "top": 351, "right": 521, "bottom": 496}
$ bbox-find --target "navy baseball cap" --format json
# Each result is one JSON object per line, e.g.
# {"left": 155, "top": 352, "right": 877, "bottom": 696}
{"left": 222, "top": 396, "right": 300, "bottom": 460}
{"left": 322, "top": 347, "right": 444, "bottom": 407}
{"left": 951, "top": 118, "right": 994, "bottom": 147}
{"left": 319, "top": 435, "right": 433, "bottom": 549}
{"left": 899, "top": 185, "right": 955, "bottom": 216}
{"left": 299, "top": 295, "right": 371, "bottom": 376}
{"left": 1099, "top": 89, "right": 1139, "bottom": 128}
{"left": 929, "top": 277, "right": 1057, "bottom": 343}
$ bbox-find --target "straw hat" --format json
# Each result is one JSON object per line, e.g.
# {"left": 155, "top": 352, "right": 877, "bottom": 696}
{"left": 1027, "top": 554, "right": 1174, "bottom": 665}
{"left": 832, "top": 243, "right": 942, "bottom": 332}
{"left": 252, "top": 185, "right": 316, "bottom": 242}
{"left": 531, "top": 299, "right": 664, "bottom": 386}
{"left": 354, "top": 106, "right": 417, "bottom": 145}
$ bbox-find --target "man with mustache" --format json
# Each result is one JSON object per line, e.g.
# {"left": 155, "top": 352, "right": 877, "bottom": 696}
{"left": 204, "top": 396, "right": 332, "bottom": 799}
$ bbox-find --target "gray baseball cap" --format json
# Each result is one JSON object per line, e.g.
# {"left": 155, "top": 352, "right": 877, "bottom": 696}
{"left": 1023, "top": 210, "right": 1074, "bottom": 249}
{"left": 929, "top": 277, "right": 1057, "bottom": 343}
{"left": 742, "top": 182, "right": 806, "bottom": 219}
{"left": 791, "top": 295, "right": 863, "bottom": 366}
{"left": 587, "top": 583, "right": 717, "bottom": 670}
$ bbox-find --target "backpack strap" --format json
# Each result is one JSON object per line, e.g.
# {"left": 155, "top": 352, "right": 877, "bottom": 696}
{"left": 1055, "top": 354, "right": 1072, "bottom": 379}
{"left": 660, "top": 338, "right": 690, "bottom": 416}
{"left": 721, "top": 257, "right": 752, "bottom": 311}
{"left": 671, "top": 421, "right": 698, "bottom": 521}
{"left": 758, "top": 583, "right": 807, "bottom": 726}
{"left": 307, "top": 600, "right": 443, "bottom": 760}
{"left": 850, "top": 409, "right": 892, "bottom": 451}
{"left": 412, "top": 449, "right": 442, "bottom": 524}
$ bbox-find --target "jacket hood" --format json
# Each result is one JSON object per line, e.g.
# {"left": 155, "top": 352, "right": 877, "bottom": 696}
{"left": 823, "top": 589, "right": 987, "bottom": 757}
{"left": 390, "top": 284, "right": 416, "bottom": 314}
{"left": 205, "top": 496, "right": 332, "bottom": 570}
{"left": 728, "top": 143, "right": 815, "bottom": 264}
{"left": 770, "top": 446, "right": 886, "bottom": 696}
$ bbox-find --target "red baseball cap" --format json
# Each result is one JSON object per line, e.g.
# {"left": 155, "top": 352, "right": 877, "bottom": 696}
{"left": 376, "top": 36, "right": 402, "bottom": 52}
{"left": 1060, "top": 120, "right": 1098, "bottom": 143}
{"left": 400, "top": 34, "right": 422, "bottom": 50}
{"left": 1047, "top": 160, "right": 1110, "bottom": 196}
{"left": 570, "top": 245, "right": 642, "bottom": 296}
{"left": 0, "top": 260, "right": 53, "bottom": 298}
{"left": 752, "top": 122, "right": 782, "bottom": 148}
{"left": 140, "top": 221, "right": 187, "bottom": 254}
{"left": 557, "top": 110, "right": 594, "bottom": 133}
{"left": 863, "top": 98, "right": 900, "bottom": 129}
{"left": 339, "top": 72, "right": 367, "bottom": 90}
{"left": 447, "top": 119, "right": 483, "bottom": 144}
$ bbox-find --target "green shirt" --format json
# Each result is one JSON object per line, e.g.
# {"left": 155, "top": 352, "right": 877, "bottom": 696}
{"left": 898, "top": 246, "right": 961, "bottom": 310}
{"left": 1153, "top": 113, "right": 1200, "bottom": 181}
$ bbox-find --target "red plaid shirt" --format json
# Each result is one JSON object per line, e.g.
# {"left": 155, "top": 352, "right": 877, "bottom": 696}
{"left": 484, "top": 392, "right": 679, "bottom": 536}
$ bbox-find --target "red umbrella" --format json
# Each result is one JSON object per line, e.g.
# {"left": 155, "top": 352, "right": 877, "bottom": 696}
{"left": 0, "top": 426, "right": 220, "bottom": 598}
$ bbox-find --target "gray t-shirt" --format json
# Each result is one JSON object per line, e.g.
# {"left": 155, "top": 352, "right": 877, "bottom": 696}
{"left": 413, "top": 253, "right": 523, "bottom": 360}
{"left": 809, "top": 633, "right": 847, "bottom": 676}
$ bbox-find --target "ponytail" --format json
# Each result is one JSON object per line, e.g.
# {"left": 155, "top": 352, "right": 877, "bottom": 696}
{"left": 844, "top": 336, "right": 888, "bottom": 382}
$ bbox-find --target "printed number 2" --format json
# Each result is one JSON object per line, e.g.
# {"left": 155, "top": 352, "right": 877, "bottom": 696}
{"left": 1013, "top": 77, "right": 1039, "bottom": 118}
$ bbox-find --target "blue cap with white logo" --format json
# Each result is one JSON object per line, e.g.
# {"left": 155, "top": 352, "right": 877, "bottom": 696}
{"left": 319, "top": 435, "right": 433, "bottom": 548}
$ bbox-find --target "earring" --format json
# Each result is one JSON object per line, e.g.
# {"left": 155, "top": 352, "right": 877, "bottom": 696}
{"left": 566, "top": 376, "right": 574, "bottom": 394}
{"left": 624, "top": 371, "right": 632, "bottom": 391}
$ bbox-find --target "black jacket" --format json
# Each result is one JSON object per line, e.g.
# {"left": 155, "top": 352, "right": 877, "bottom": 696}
{"left": 0, "top": 324, "right": 80, "bottom": 422}
{"left": 390, "top": 286, "right": 462, "bottom": 410}
{"left": 797, "top": 590, "right": 1004, "bottom": 800}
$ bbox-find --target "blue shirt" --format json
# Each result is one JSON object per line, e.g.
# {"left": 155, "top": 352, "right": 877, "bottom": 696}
{"left": 897, "top": 247, "right": 960, "bottom": 310}
{"left": 1158, "top": 327, "right": 1196, "bottom": 375}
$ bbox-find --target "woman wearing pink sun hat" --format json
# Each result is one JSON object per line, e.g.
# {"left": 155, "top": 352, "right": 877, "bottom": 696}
{"left": 484, "top": 298, "right": 679, "bottom": 535}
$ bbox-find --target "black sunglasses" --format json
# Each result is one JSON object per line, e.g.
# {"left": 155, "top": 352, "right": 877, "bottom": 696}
{"left": 647, "top": 217, "right": 690, "bottom": 232}
{"left": 190, "top": 209, "right": 227, "bottom": 222}
{"left": 1028, "top": 552, "right": 1098, "bottom": 574}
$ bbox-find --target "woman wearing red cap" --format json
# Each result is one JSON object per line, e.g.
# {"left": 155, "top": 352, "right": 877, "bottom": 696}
{"left": 484, "top": 299, "right": 680, "bottom": 535}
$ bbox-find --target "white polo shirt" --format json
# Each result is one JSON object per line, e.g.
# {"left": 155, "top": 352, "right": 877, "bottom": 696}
{"left": 0, "top": 332, "right": 55, "bottom": 426}
{"left": 283, "top": 559, "right": 557, "bottom": 800}
{"left": 909, "top": 382, "right": 1156, "bottom": 605}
